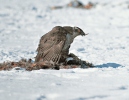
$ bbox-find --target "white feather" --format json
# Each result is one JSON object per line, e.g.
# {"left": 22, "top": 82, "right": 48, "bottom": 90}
{"left": 66, "top": 57, "right": 74, "bottom": 62}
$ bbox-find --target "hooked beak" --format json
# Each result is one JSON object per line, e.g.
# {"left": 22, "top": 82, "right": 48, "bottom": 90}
{"left": 81, "top": 33, "right": 88, "bottom": 36}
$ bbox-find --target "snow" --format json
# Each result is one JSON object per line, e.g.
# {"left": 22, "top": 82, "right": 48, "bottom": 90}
{"left": 0, "top": 0, "right": 129, "bottom": 100}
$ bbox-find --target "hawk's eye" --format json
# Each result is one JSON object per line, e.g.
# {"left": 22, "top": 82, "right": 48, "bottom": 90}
{"left": 78, "top": 29, "right": 80, "bottom": 33}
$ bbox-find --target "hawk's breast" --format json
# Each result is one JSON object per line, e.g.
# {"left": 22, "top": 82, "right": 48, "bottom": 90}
{"left": 62, "top": 33, "right": 73, "bottom": 51}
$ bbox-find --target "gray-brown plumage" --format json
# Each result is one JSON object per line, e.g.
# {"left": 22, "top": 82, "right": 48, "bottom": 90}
{"left": 35, "top": 26, "right": 86, "bottom": 66}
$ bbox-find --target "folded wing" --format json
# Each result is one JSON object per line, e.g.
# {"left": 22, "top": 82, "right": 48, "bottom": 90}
{"left": 35, "top": 26, "right": 67, "bottom": 64}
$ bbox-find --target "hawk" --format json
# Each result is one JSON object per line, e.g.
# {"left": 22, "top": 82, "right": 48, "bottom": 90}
{"left": 35, "top": 26, "right": 86, "bottom": 68}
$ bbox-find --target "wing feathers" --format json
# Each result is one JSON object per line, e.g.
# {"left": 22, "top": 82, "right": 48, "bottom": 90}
{"left": 35, "top": 26, "right": 67, "bottom": 64}
{"left": 43, "top": 41, "right": 64, "bottom": 64}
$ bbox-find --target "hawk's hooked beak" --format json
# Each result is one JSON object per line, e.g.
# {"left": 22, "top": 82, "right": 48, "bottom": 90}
{"left": 81, "top": 32, "right": 88, "bottom": 36}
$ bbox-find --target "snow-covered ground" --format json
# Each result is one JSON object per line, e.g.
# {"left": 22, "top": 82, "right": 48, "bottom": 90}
{"left": 0, "top": 0, "right": 129, "bottom": 100}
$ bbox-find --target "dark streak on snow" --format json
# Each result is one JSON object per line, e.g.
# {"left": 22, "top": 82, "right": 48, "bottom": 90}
{"left": 96, "top": 63, "right": 123, "bottom": 68}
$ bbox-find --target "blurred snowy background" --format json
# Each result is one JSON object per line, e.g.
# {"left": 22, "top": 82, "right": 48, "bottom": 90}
{"left": 0, "top": 0, "right": 129, "bottom": 100}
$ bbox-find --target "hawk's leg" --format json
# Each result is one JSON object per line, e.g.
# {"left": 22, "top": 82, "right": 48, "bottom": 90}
{"left": 66, "top": 53, "right": 94, "bottom": 68}
{"left": 66, "top": 53, "right": 81, "bottom": 65}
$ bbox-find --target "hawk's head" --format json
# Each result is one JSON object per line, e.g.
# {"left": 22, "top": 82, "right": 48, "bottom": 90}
{"left": 63, "top": 26, "right": 87, "bottom": 37}
{"left": 73, "top": 27, "right": 86, "bottom": 36}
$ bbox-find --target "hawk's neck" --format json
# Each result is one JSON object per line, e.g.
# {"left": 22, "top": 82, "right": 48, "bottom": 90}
{"left": 72, "top": 31, "right": 80, "bottom": 39}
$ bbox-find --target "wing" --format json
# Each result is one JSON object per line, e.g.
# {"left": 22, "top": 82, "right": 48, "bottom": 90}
{"left": 35, "top": 26, "right": 67, "bottom": 64}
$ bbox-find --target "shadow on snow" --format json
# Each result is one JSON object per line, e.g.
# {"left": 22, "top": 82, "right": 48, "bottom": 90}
{"left": 95, "top": 63, "right": 123, "bottom": 68}
{"left": 73, "top": 95, "right": 108, "bottom": 100}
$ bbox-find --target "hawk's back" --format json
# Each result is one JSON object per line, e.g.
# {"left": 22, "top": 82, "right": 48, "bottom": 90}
{"left": 35, "top": 26, "right": 69, "bottom": 64}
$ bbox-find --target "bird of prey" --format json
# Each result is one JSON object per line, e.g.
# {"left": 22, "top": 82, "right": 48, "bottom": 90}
{"left": 35, "top": 26, "right": 86, "bottom": 67}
